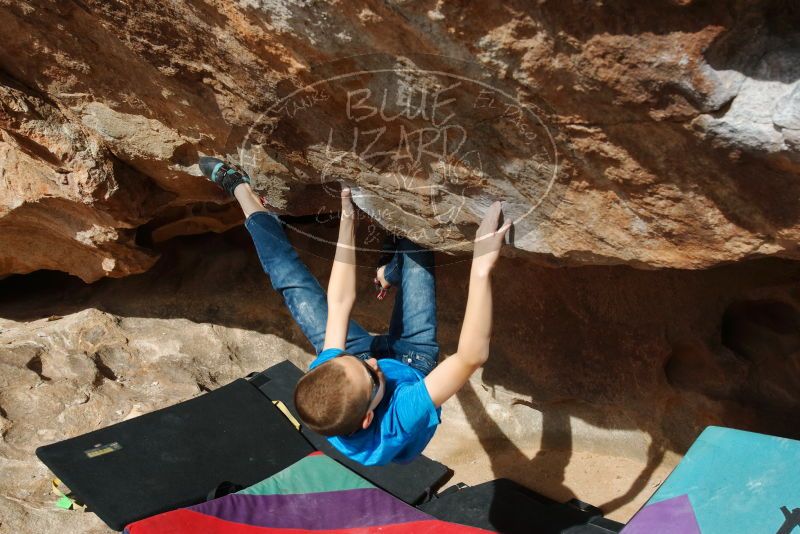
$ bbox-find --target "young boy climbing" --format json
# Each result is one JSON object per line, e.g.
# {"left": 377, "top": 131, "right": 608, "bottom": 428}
{"left": 200, "top": 157, "right": 511, "bottom": 466}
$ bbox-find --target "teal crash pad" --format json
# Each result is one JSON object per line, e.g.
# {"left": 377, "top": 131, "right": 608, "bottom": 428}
{"left": 623, "top": 426, "right": 800, "bottom": 534}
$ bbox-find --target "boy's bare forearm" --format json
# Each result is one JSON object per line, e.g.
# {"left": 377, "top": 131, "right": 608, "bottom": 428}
{"left": 327, "top": 212, "right": 356, "bottom": 307}
{"left": 456, "top": 266, "right": 493, "bottom": 367}
{"left": 322, "top": 187, "right": 360, "bottom": 350}
{"left": 424, "top": 269, "right": 492, "bottom": 408}
{"left": 422, "top": 201, "right": 509, "bottom": 408}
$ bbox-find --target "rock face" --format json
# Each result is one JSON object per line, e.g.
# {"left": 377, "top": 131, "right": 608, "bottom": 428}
{"left": 1, "top": 1, "right": 800, "bottom": 280}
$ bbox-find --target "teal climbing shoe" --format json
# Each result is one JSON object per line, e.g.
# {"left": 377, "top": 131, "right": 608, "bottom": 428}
{"left": 199, "top": 156, "right": 251, "bottom": 196}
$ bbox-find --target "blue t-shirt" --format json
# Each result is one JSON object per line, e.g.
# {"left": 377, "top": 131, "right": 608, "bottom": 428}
{"left": 309, "top": 348, "right": 441, "bottom": 465}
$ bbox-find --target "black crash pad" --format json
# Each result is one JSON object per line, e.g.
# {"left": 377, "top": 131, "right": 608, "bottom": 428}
{"left": 419, "top": 479, "right": 624, "bottom": 534}
{"left": 249, "top": 359, "right": 452, "bottom": 504}
{"left": 36, "top": 378, "right": 314, "bottom": 531}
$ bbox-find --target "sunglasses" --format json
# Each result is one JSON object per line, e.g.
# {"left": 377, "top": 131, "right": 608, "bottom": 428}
{"left": 360, "top": 358, "right": 381, "bottom": 408}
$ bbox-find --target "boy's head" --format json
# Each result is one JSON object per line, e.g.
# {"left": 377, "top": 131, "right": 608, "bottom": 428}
{"left": 294, "top": 355, "right": 385, "bottom": 436}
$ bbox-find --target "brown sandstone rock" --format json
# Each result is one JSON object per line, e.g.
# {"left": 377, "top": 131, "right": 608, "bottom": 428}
{"left": 0, "top": 1, "right": 799, "bottom": 278}
{"left": 0, "top": 73, "right": 166, "bottom": 281}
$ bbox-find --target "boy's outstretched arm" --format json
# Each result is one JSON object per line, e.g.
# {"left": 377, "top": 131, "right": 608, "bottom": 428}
{"left": 425, "top": 201, "right": 511, "bottom": 407}
{"left": 322, "top": 186, "right": 357, "bottom": 351}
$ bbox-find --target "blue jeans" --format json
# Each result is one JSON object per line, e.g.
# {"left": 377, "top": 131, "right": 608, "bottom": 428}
{"left": 244, "top": 211, "right": 438, "bottom": 376}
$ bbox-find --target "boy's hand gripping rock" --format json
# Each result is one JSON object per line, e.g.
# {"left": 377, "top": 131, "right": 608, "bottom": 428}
{"left": 341, "top": 185, "right": 355, "bottom": 220}
{"left": 471, "top": 201, "right": 511, "bottom": 277}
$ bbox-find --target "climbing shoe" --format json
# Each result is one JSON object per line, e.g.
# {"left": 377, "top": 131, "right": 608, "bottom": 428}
{"left": 199, "top": 156, "right": 251, "bottom": 196}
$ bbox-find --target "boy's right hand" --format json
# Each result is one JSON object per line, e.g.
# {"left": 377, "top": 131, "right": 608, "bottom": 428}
{"left": 472, "top": 201, "right": 511, "bottom": 276}
{"left": 341, "top": 185, "right": 355, "bottom": 219}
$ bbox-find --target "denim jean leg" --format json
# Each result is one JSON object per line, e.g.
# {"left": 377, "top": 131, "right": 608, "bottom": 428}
{"left": 358, "top": 334, "right": 391, "bottom": 362}
{"left": 381, "top": 249, "right": 403, "bottom": 287}
{"left": 244, "top": 211, "right": 377, "bottom": 358}
{"left": 387, "top": 238, "right": 439, "bottom": 375}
